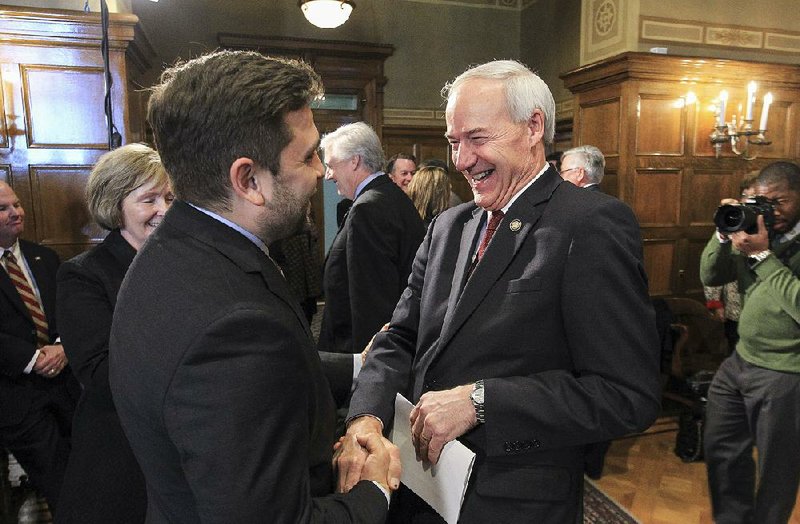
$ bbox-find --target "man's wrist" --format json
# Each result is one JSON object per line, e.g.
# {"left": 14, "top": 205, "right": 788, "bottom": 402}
{"left": 748, "top": 249, "right": 772, "bottom": 267}
{"left": 470, "top": 380, "right": 485, "bottom": 424}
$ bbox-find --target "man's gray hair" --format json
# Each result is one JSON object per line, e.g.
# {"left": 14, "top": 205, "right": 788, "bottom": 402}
{"left": 562, "top": 145, "right": 606, "bottom": 184}
{"left": 441, "top": 60, "right": 555, "bottom": 144}
{"left": 320, "top": 122, "right": 385, "bottom": 173}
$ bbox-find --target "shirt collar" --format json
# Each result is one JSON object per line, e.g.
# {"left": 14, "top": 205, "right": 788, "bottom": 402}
{"left": 354, "top": 172, "right": 383, "bottom": 201}
{"left": 498, "top": 163, "right": 550, "bottom": 214}
{"left": 778, "top": 219, "right": 800, "bottom": 243}
{"left": 2, "top": 240, "right": 22, "bottom": 261}
{"left": 188, "top": 203, "right": 270, "bottom": 256}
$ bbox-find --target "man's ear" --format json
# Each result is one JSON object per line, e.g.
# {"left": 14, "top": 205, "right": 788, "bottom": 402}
{"left": 527, "top": 110, "right": 546, "bottom": 145}
{"left": 229, "top": 157, "right": 269, "bottom": 206}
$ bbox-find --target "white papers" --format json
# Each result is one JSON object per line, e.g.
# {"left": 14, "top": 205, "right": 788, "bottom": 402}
{"left": 390, "top": 394, "right": 476, "bottom": 524}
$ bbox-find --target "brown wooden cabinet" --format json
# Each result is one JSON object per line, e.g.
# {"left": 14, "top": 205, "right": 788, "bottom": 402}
{"left": 562, "top": 52, "right": 800, "bottom": 297}
{"left": 0, "top": 6, "right": 136, "bottom": 260}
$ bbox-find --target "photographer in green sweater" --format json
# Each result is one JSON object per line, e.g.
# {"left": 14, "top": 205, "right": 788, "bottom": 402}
{"left": 700, "top": 161, "right": 800, "bottom": 524}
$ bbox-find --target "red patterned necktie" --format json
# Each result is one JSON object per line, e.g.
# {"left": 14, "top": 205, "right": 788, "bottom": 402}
{"left": 476, "top": 210, "right": 505, "bottom": 261}
{"left": 3, "top": 251, "right": 49, "bottom": 347}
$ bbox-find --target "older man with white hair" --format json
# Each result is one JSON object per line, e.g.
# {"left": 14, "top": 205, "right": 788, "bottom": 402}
{"left": 560, "top": 144, "right": 606, "bottom": 191}
{"left": 336, "top": 60, "right": 661, "bottom": 523}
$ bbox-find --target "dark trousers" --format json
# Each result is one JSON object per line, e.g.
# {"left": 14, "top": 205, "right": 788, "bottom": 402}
{"left": 704, "top": 351, "right": 800, "bottom": 524}
{"left": 0, "top": 387, "right": 74, "bottom": 514}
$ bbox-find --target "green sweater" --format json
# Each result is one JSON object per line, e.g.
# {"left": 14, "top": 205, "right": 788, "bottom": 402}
{"left": 700, "top": 235, "right": 800, "bottom": 373}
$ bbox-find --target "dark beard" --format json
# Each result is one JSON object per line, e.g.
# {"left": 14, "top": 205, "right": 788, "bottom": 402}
{"left": 257, "top": 179, "right": 311, "bottom": 245}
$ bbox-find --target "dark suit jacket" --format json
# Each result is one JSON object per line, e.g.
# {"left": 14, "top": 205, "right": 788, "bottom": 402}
{"left": 109, "top": 201, "right": 387, "bottom": 524}
{"left": 0, "top": 240, "right": 76, "bottom": 428}
{"left": 349, "top": 167, "right": 661, "bottom": 523}
{"left": 319, "top": 175, "right": 425, "bottom": 355}
{"left": 55, "top": 229, "right": 146, "bottom": 523}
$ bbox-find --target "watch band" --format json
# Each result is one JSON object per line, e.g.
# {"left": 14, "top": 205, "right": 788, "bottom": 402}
{"left": 471, "top": 380, "right": 485, "bottom": 424}
{"left": 748, "top": 249, "right": 772, "bottom": 267}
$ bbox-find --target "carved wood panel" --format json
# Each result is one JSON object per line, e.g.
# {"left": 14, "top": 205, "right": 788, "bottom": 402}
{"left": 636, "top": 94, "right": 685, "bottom": 156}
{"left": 21, "top": 65, "right": 107, "bottom": 149}
{"left": 578, "top": 97, "right": 620, "bottom": 156}
{"left": 29, "top": 164, "right": 104, "bottom": 260}
{"left": 633, "top": 168, "right": 682, "bottom": 226}
{"left": 562, "top": 52, "right": 800, "bottom": 298}
{"left": 643, "top": 239, "right": 676, "bottom": 296}
{"left": 0, "top": 7, "right": 135, "bottom": 259}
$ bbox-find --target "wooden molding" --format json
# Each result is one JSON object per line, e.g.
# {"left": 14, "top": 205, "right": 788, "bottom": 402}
{"left": 561, "top": 52, "right": 800, "bottom": 93}
{"left": 0, "top": 6, "right": 137, "bottom": 49}
{"left": 640, "top": 16, "right": 800, "bottom": 55}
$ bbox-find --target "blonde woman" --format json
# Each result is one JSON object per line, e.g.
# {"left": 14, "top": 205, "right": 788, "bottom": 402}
{"left": 406, "top": 166, "right": 452, "bottom": 226}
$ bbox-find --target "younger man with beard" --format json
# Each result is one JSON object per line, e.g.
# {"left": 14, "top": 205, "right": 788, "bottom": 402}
{"left": 109, "top": 50, "right": 398, "bottom": 523}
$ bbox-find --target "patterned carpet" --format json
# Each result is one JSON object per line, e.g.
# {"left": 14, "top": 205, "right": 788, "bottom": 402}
{"left": 584, "top": 478, "right": 640, "bottom": 524}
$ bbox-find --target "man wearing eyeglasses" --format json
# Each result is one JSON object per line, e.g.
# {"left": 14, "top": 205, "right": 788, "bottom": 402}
{"left": 560, "top": 145, "right": 605, "bottom": 192}
{"left": 702, "top": 161, "right": 800, "bottom": 524}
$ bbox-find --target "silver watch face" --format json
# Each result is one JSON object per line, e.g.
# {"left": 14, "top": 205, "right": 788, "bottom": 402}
{"left": 471, "top": 386, "right": 484, "bottom": 404}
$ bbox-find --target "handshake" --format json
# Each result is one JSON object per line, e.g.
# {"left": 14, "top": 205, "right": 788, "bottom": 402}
{"left": 333, "top": 417, "right": 401, "bottom": 494}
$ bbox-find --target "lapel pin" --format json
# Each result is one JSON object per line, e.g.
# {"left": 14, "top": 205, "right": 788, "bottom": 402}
{"left": 509, "top": 219, "right": 522, "bottom": 232}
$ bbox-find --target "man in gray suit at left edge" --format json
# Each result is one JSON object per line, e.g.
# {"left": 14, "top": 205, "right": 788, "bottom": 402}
{"left": 109, "top": 50, "right": 399, "bottom": 523}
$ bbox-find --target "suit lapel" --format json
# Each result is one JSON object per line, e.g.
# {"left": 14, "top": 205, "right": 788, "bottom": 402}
{"left": 440, "top": 207, "right": 483, "bottom": 333}
{"left": 168, "top": 202, "right": 313, "bottom": 340}
{"left": 0, "top": 261, "right": 30, "bottom": 320}
{"left": 436, "top": 168, "right": 562, "bottom": 354}
{"left": 257, "top": 255, "right": 314, "bottom": 339}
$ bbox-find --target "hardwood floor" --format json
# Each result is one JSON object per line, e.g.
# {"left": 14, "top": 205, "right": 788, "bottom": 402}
{"left": 595, "top": 417, "right": 800, "bottom": 524}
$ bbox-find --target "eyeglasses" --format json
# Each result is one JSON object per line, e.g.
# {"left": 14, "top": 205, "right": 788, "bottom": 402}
{"left": 560, "top": 167, "right": 582, "bottom": 175}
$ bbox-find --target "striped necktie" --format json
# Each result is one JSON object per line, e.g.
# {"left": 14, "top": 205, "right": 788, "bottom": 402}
{"left": 3, "top": 251, "right": 49, "bottom": 346}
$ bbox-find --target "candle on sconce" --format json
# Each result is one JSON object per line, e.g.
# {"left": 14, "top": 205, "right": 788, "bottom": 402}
{"left": 745, "top": 81, "right": 757, "bottom": 121}
{"left": 718, "top": 91, "right": 728, "bottom": 127}
{"left": 759, "top": 92, "right": 773, "bottom": 131}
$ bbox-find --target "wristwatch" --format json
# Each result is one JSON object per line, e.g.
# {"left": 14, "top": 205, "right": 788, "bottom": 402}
{"left": 471, "top": 380, "right": 485, "bottom": 424}
{"left": 748, "top": 249, "right": 772, "bottom": 267}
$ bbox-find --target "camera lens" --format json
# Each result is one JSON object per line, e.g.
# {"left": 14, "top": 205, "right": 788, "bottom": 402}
{"left": 713, "top": 204, "right": 758, "bottom": 234}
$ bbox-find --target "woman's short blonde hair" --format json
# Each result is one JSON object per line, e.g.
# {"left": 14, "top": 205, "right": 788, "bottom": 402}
{"left": 86, "top": 143, "right": 168, "bottom": 230}
{"left": 407, "top": 166, "right": 452, "bottom": 223}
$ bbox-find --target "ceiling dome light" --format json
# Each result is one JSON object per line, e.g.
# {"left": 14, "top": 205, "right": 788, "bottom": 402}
{"left": 299, "top": 0, "right": 355, "bottom": 29}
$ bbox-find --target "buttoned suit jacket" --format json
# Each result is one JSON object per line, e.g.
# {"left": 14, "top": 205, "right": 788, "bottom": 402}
{"left": 319, "top": 174, "right": 425, "bottom": 355}
{"left": 349, "top": 167, "right": 661, "bottom": 523}
{"left": 0, "top": 240, "right": 77, "bottom": 428}
{"left": 109, "top": 201, "right": 386, "bottom": 524}
{"left": 56, "top": 229, "right": 146, "bottom": 523}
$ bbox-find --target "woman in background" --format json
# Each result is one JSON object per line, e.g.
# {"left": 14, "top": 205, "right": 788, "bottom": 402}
{"left": 406, "top": 165, "right": 452, "bottom": 226}
{"left": 56, "top": 144, "right": 173, "bottom": 523}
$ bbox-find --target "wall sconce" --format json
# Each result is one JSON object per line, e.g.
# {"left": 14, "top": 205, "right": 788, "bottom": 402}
{"left": 709, "top": 81, "right": 772, "bottom": 160}
{"left": 299, "top": 0, "right": 355, "bottom": 29}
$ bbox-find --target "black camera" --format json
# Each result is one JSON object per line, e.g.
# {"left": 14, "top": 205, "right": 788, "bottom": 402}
{"left": 713, "top": 196, "right": 775, "bottom": 235}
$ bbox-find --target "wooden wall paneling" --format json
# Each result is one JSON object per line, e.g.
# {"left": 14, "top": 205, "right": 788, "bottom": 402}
{"left": 381, "top": 125, "right": 474, "bottom": 202}
{"left": 636, "top": 94, "right": 685, "bottom": 156}
{"left": 577, "top": 96, "right": 621, "bottom": 156}
{"left": 632, "top": 168, "right": 682, "bottom": 226}
{"left": 0, "top": 7, "right": 136, "bottom": 259}
{"left": 21, "top": 65, "right": 107, "bottom": 149}
{"left": 30, "top": 164, "right": 103, "bottom": 260}
{"left": 683, "top": 238, "right": 713, "bottom": 296}
{"left": 688, "top": 169, "right": 743, "bottom": 226}
{"left": 642, "top": 239, "right": 677, "bottom": 296}
{"left": 563, "top": 52, "right": 800, "bottom": 299}
{"left": 0, "top": 68, "right": 7, "bottom": 150}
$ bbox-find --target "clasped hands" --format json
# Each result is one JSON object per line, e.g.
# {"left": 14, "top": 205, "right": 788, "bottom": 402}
{"left": 334, "top": 384, "right": 476, "bottom": 494}
{"left": 33, "top": 344, "right": 68, "bottom": 378}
